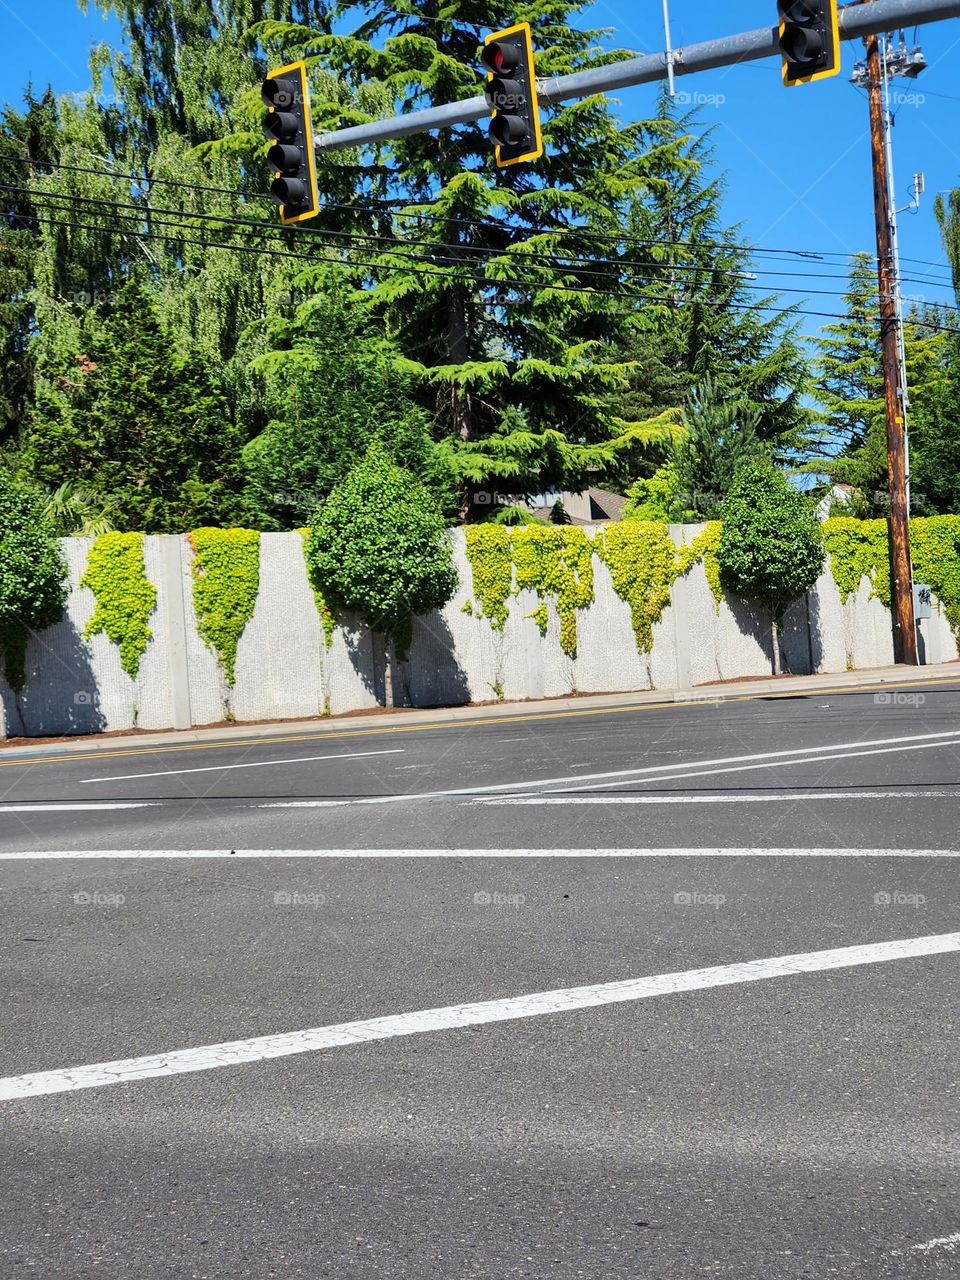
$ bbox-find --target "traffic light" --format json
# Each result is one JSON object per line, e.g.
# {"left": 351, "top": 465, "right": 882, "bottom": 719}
{"left": 481, "top": 23, "right": 543, "bottom": 168}
{"left": 778, "top": 0, "right": 841, "bottom": 86}
{"left": 261, "top": 60, "right": 319, "bottom": 225}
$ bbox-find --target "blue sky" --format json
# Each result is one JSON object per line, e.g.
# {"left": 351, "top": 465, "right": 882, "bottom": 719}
{"left": 2, "top": 0, "right": 959, "bottom": 335}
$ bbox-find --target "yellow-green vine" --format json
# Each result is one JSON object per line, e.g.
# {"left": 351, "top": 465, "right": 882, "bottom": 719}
{"left": 595, "top": 522, "right": 687, "bottom": 653}
{"left": 822, "top": 517, "right": 891, "bottom": 607}
{"left": 824, "top": 515, "right": 960, "bottom": 638}
{"left": 189, "top": 528, "right": 260, "bottom": 686}
{"left": 465, "top": 521, "right": 721, "bottom": 656}
{"left": 299, "top": 529, "right": 335, "bottom": 647}
{"left": 686, "top": 522, "right": 723, "bottom": 609}
{"left": 464, "top": 525, "right": 594, "bottom": 656}
{"left": 512, "top": 526, "right": 594, "bottom": 656}
{"left": 463, "top": 526, "right": 513, "bottom": 630}
{"left": 81, "top": 532, "right": 157, "bottom": 679}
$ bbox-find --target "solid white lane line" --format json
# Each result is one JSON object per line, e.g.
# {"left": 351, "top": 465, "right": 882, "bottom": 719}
{"left": 911, "top": 1233, "right": 960, "bottom": 1255}
{"left": 548, "top": 737, "right": 960, "bottom": 794}
{"left": 1, "top": 847, "right": 959, "bottom": 861}
{"left": 81, "top": 748, "right": 404, "bottom": 784}
{"left": 482, "top": 790, "right": 960, "bottom": 806}
{"left": 1, "top": 931, "right": 957, "bottom": 1101}
{"left": 253, "top": 729, "right": 960, "bottom": 808}
{"left": 0, "top": 803, "right": 158, "bottom": 813}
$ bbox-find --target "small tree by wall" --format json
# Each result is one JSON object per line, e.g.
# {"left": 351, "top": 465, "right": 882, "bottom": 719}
{"left": 717, "top": 464, "right": 825, "bottom": 675}
{"left": 0, "top": 468, "right": 67, "bottom": 693}
{"left": 305, "top": 442, "right": 458, "bottom": 707}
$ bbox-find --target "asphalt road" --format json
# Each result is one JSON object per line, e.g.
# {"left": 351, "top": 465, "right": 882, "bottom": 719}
{"left": 1, "top": 679, "right": 959, "bottom": 1277}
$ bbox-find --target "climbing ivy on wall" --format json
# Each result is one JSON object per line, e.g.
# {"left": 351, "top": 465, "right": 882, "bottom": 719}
{"left": 463, "top": 526, "right": 514, "bottom": 631}
{"left": 81, "top": 532, "right": 157, "bottom": 680}
{"left": 822, "top": 518, "right": 892, "bottom": 607}
{"left": 513, "top": 527, "right": 594, "bottom": 656}
{"left": 189, "top": 528, "right": 260, "bottom": 686}
{"left": 464, "top": 526, "right": 594, "bottom": 657}
{"left": 464, "top": 522, "right": 720, "bottom": 657}
{"left": 823, "top": 516, "right": 960, "bottom": 638}
{"left": 299, "top": 530, "right": 335, "bottom": 648}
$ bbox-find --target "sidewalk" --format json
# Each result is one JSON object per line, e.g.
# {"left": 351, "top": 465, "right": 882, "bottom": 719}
{"left": 1, "top": 661, "right": 956, "bottom": 762}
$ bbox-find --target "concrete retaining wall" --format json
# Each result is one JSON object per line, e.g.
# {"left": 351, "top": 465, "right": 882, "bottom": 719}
{"left": 1, "top": 526, "right": 955, "bottom": 738}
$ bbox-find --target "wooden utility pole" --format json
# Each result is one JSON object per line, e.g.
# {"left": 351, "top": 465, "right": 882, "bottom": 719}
{"left": 865, "top": 29, "right": 918, "bottom": 665}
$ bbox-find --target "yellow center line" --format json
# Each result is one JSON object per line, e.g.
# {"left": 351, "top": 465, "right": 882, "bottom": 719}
{"left": 0, "top": 676, "right": 956, "bottom": 771}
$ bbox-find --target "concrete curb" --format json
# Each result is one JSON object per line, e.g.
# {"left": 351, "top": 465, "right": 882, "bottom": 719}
{"left": 0, "top": 662, "right": 956, "bottom": 763}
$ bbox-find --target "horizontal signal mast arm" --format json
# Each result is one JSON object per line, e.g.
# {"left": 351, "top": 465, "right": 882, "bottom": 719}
{"left": 314, "top": 0, "right": 960, "bottom": 153}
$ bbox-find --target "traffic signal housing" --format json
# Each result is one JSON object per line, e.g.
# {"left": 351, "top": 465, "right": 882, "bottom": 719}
{"left": 778, "top": 0, "right": 841, "bottom": 86}
{"left": 262, "top": 60, "right": 319, "bottom": 225}
{"left": 481, "top": 23, "right": 543, "bottom": 168}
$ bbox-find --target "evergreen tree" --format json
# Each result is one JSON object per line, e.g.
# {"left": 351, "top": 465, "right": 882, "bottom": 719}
{"left": 243, "top": 280, "right": 456, "bottom": 528}
{"left": 23, "top": 281, "right": 244, "bottom": 531}
{"left": 612, "top": 97, "right": 811, "bottom": 455}
{"left": 0, "top": 89, "right": 61, "bottom": 448}
{"left": 811, "top": 253, "right": 944, "bottom": 514}
{"left": 245, "top": 0, "right": 687, "bottom": 508}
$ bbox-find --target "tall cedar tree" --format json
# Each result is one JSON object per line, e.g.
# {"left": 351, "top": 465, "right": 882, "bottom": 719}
{"left": 23, "top": 281, "right": 244, "bottom": 531}
{"left": 610, "top": 95, "right": 811, "bottom": 460}
{"left": 243, "top": 1, "right": 695, "bottom": 508}
{"left": 243, "top": 280, "right": 456, "bottom": 528}
{"left": 812, "top": 252, "right": 945, "bottom": 514}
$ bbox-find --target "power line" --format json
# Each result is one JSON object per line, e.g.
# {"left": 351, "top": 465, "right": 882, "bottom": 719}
{"left": 13, "top": 183, "right": 942, "bottom": 306}
{"left": 23, "top": 209, "right": 882, "bottom": 328}
{"left": 21, "top": 186, "right": 960, "bottom": 322}
{"left": 7, "top": 148, "right": 946, "bottom": 276}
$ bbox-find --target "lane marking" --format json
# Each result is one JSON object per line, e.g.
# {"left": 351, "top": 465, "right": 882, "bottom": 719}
{"left": 81, "top": 748, "right": 403, "bottom": 785}
{"left": 0, "top": 676, "right": 956, "bottom": 771}
{"left": 254, "top": 729, "right": 960, "bottom": 809}
{"left": 1, "top": 931, "right": 957, "bottom": 1101}
{"left": 1, "top": 847, "right": 959, "bottom": 860}
{"left": 911, "top": 1233, "right": 960, "bottom": 1255}
{"left": 548, "top": 737, "right": 960, "bottom": 794}
{"left": 480, "top": 790, "right": 960, "bottom": 806}
{"left": 0, "top": 803, "right": 158, "bottom": 813}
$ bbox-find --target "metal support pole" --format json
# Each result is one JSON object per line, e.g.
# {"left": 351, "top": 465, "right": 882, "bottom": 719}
{"left": 866, "top": 30, "right": 918, "bottom": 665}
{"left": 662, "top": 0, "right": 676, "bottom": 98}
{"left": 315, "top": 0, "right": 960, "bottom": 153}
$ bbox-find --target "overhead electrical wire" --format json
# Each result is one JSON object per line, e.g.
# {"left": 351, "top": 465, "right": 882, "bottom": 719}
{"left": 21, "top": 206, "right": 960, "bottom": 338}
{"left": 6, "top": 148, "right": 953, "bottom": 280}
{"left": 21, "top": 209, "right": 894, "bottom": 329}
{"left": 10, "top": 182, "right": 954, "bottom": 308}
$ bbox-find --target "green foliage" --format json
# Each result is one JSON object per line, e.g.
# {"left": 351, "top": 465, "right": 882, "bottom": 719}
{"left": 299, "top": 529, "right": 335, "bottom": 647}
{"left": 608, "top": 95, "right": 812, "bottom": 458}
{"left": 717, "top": 465, "right": 825, "bottom": 623}
{"left": 623, "top": 464, "right": 687, "bottom": 523}
{"left": 81, "top": 532, "right": 157, "bottom": 679}
{"left": 821, "top": 517, "right": 891, "bottom": 606}
{"left": 0, "top": 467, "right": 67, "bottom": 691}
{"left": 245, "top": 281, "right": 456, "bottom": 529}
{"left": 823, "top": 516, "right": 960, "bottom": 640}
{"left": 810, "top": 254, "right": 946, "bottom": 514}
{"left": 24, "top": 282, "right": 245, "bottom": 532}
{"left": 668, "top": 377, "right": 769, "bottom": 518}
{"left": 512, "top": 526, "right": 594, "bottom": 656}
{"left": 305, "top": 442, "right": 457, "bottom": 650}
{"left": 595, "top": 521, "right": 685, "bottom": 653}
{"left": 189, "top": 528, "right": 261, "bottom": 685}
